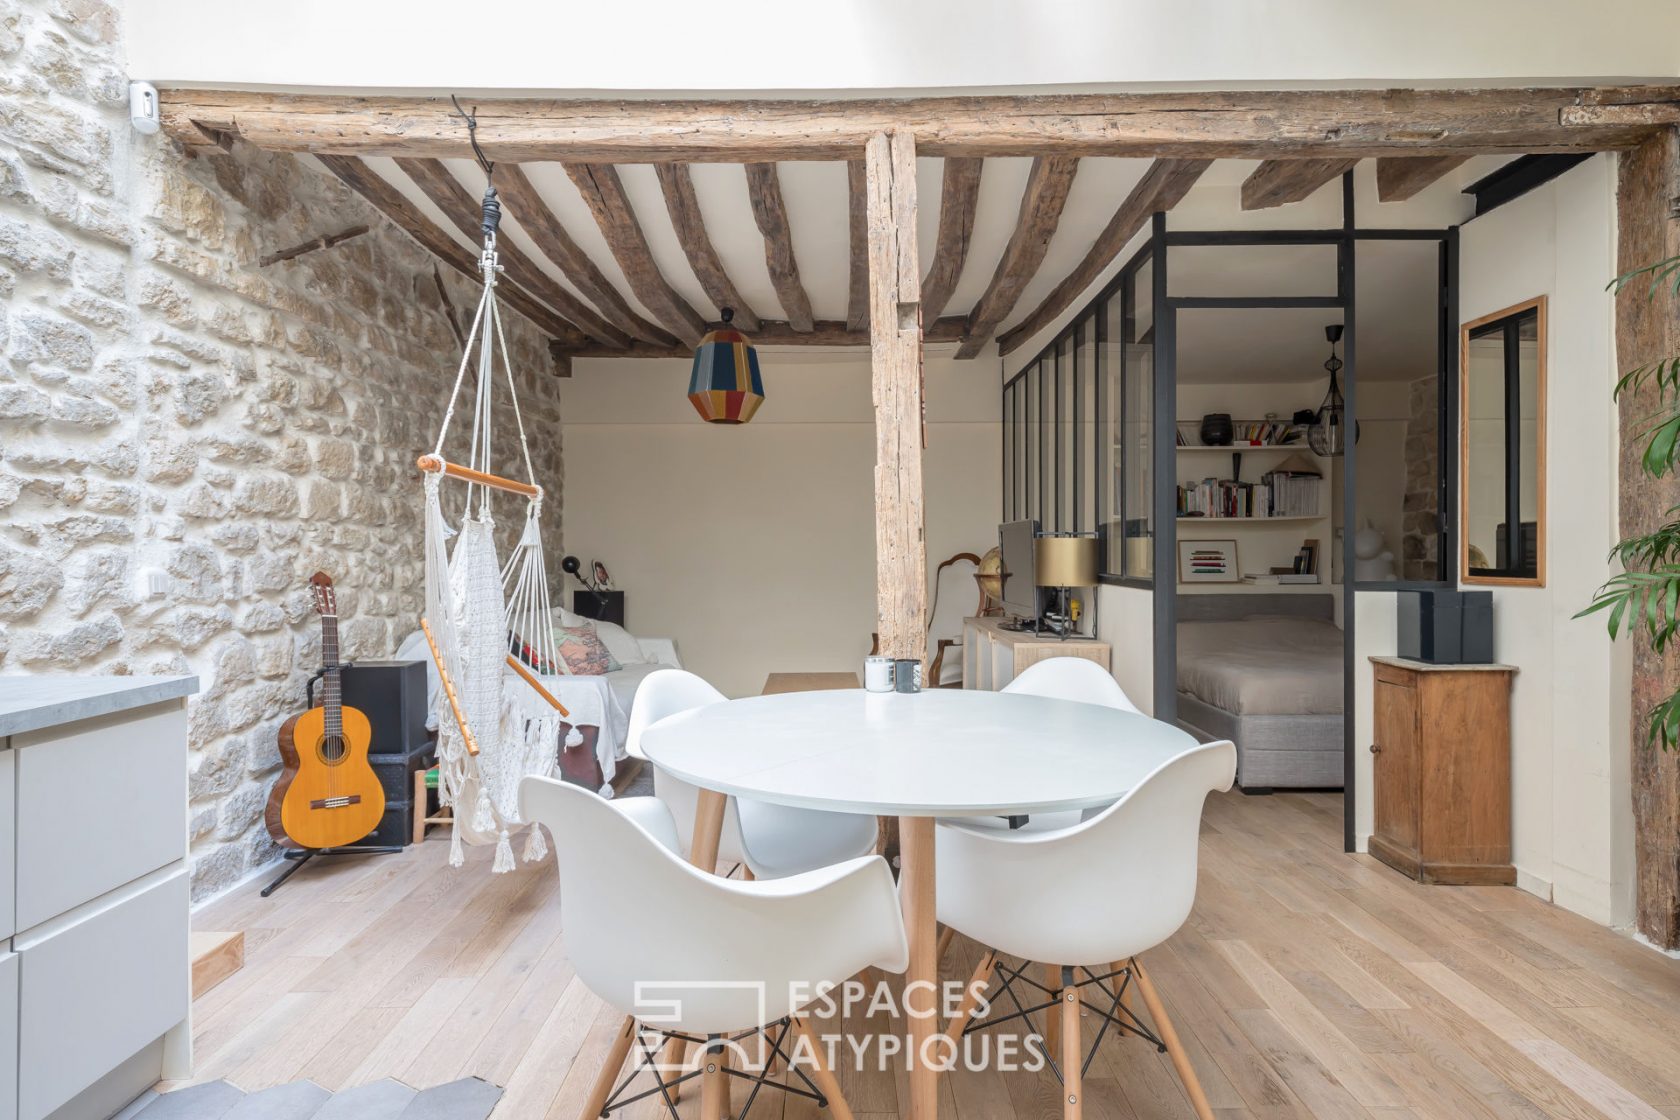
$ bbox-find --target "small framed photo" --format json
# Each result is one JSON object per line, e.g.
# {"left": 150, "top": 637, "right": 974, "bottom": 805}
{"left": 1178, "top": 539, "right": 1240, "bottom": 583}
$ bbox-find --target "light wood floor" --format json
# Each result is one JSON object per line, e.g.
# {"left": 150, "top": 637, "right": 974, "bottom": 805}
{"left": 180, "top": 791, "right": 1680, "bottom": 1119}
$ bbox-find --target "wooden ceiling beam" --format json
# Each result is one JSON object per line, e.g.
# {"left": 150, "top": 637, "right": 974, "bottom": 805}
{"left": 554, "top": 315, "right": 966, "bottom": 358}
{"left": 653, "top": 162, "right": 761, "bottom": 333}
{"left": 1374, "top": 155, "right": 1471, "bottom": 202}
{"left": 920, "top": 157, "right": 983, "bottom": 322}
{"left": 1241, "top": 158, "right": 1358, "bottom": 209}
{"left": 846, "top": 158, "right": 869, "bottom": 332}
{"left": 998, "top": 158, "right": 1209, "bottom": 356}
{"left": 315, "top": 155, "right": 588, "bottom": 350}
{"left": 161, "top": 86, "right": 1680, "bottom": 161}
{"left": 744, "top": 162, "right": 815, "bottom": 332}
{"left": 495, "top": 166, "right": 676, "bottom": 346}
{"left": 956, "top": 156, "right": 1079, "bottom": 360}
{"left": 394, "top": 157, "right": 632, "bottom": 348}
{"left": 564, "top": 162, "right": 708, "bottom": 345}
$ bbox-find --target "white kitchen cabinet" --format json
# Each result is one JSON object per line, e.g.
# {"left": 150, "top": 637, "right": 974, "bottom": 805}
{"left": 0, "top": 676, "right": 197, "bottom": 1120}
{"left": 0, "top": 747, "right": 13, "bottom": 941}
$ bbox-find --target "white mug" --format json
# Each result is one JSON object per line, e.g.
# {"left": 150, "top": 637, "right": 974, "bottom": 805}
{"left": 864, "top": 656, "right": 894, "bottom": 692}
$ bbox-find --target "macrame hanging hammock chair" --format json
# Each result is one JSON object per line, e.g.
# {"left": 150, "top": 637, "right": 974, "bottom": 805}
{"left": 418, "top": 153, "right": 577, "bottom": 874}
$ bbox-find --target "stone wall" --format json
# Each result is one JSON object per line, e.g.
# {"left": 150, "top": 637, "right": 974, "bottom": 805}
{"left": 1400, "top": 374, "right": 1440, "bottom": 581}
{"left": 0, "top": 0, "right": 565, "bottom": 900}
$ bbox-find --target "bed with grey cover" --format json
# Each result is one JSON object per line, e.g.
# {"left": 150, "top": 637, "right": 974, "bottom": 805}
{"left": 1174, "top": 595, "right": 1343, "bottom": 790}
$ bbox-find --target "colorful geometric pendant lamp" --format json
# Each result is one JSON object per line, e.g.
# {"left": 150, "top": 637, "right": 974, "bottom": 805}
{"left": 687, "top": 307, "right": 764, "bottom": 424}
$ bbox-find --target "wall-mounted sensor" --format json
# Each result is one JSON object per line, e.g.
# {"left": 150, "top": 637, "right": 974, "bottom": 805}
{"left": 129, "top": 81, "right": 161, "bottom": 134}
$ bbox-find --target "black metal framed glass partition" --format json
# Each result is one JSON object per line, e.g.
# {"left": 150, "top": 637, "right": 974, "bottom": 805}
{"left": 999, "top": 173, "right": 1459, "bottom": 852}
{"left": 1001, "top": 312, "right": 1101, "bottom": 536}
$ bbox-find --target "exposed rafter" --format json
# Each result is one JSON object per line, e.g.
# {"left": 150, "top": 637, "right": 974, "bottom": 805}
{"left": 554, "top": 316, "right": 967, "bottom": 359}
{"left": 998, "top": 158, "right": 1209, "bottom": 355}
{"left": 564, "top": 162, "right": 707, "bottom": 345}
{"left": 315, "top": 155, "right": 587, "bottom": 350}
{"left": 1241, "top": 158, "right": 1357, "bottom": 210}
{"left": 653, "top": 162, "right": 760, "bottom": 332}
{"left": 1375, "top": 155, "right": 1471, "bottom": 202}
{"left": 162, "top": 87, "right": 1680, "bottom": 162}
{"left": 495, "top": 166, "right": 676, "bottom": 346}
{"left": 394, "top": 157, "right": 631, "bottom": 348}
{"left": 956, "top": 156, "right": 1079, "bottom": 360}
{"left": 846, "top": 159, "right": 869, "bottom": 332}
{"left": 920, "top": 157, "right": 983, "bottom": 322}
{"left": 745, "top": 162, "right": 815, "bottom": 332}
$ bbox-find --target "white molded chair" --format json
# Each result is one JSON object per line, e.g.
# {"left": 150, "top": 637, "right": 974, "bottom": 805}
{"left": 936, "top": 740, "right": 1236, "bottom": 1120}
{"left": 951, "top": 657, "right": 1146, "bottom": 836}
{"left": 520, "top": 777, "right": 907, "bottom": 1120}
{"left": 625, "top": 669, "right": 878, "bottom": 879}
{"left": 1005, "top": 656, "right": 1143, "bottom": 713}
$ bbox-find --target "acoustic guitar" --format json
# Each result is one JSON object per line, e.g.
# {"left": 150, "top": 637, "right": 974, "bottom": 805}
{"left": 265, "top": 572, "right": 386, "bottom": 849}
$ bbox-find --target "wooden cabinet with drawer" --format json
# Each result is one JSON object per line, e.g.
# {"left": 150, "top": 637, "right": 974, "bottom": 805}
{"left": 1368, "top": 657, "right": 1517, "bottom": 884}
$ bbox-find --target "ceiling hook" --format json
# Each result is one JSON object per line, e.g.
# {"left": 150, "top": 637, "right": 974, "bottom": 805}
{"left": 449, "top": 94, "right": 495, "bottom": 181}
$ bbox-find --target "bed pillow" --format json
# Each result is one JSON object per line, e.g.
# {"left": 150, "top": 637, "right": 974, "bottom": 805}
{"left": 589, "top": 619, "right": 645, "bottom": 666}
{"left": 556, "top": 625, "right": 621, "bottom": 676}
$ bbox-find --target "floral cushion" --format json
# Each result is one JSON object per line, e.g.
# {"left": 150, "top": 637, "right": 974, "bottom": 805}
{"left": 556, "top": 624, "right": 621, "bottom": 676}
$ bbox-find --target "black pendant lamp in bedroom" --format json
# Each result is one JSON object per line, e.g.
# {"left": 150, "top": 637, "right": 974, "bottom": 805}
{"left": 1307, "top": 324, "right": 1357, "bottom": 456}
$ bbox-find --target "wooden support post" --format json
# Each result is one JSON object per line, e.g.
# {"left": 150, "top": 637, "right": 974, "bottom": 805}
{"left": 1617, "top": 127, "right": 1680, "bottom": 949}
{"left": 865, "top": 129, "right": 927, "bottom": 667}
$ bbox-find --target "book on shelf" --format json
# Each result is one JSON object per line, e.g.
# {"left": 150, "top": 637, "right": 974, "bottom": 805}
{"left": 1176, "top": 418, "right": 1302, "bottom": 448}
{"left": 1175, "top": 470, "right": 1322, "bottom": 519}
{"left": 1242, "top": 572, "right": 1319, "bottom": 585}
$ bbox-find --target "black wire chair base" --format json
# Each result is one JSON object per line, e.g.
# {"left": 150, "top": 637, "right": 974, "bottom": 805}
{"left": 598, "top": 1019, "right": 828, "bottom": 1120}
{"left": 960, "top": 959, "right": 1166, "bottom": 1084}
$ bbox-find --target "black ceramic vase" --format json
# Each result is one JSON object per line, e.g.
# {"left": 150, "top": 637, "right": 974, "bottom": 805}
{"left": 1199, "top": 413, "right": 1233, "bottom": 446}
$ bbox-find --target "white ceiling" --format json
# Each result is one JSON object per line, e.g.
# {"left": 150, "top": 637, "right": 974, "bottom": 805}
{"left": 344, "top": 151, "right": 1504, "bottom": 358}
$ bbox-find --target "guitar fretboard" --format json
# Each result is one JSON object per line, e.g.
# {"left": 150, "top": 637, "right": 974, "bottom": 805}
{"left": 321, "top": 612, "right": 342, "bottom": 736}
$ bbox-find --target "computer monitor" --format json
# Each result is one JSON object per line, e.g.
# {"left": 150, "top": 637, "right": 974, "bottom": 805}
{"left": 997, "top": 519, "right": 1040, "bottom": 625}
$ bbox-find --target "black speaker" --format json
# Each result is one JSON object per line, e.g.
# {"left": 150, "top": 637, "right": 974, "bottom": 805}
{"left": 572, "top": 590, "right": 625, "bottom": 626}
{"left": 340, "top": 660, "right": 429, "bottom": 756}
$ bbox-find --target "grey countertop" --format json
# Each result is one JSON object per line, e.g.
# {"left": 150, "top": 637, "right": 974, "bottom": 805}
{"left": 0, "top": 675, "right": 200, "bottom": 737}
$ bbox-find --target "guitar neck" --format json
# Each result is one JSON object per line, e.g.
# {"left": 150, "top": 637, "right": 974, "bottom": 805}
{"left": 321, "top": 613, "right": 342, "bottom": 735}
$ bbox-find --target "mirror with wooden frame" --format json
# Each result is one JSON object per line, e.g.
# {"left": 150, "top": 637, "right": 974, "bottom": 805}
{"left": 1460, "top": 296, "right": 1546, "bottom": 586}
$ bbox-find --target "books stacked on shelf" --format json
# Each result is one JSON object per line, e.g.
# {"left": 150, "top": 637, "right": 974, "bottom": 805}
{"left": 1176, "top": 470, "right": 1322, "bottom": 519}
{"left": 1242, "top": 537, "right": 1323, "bottom": 584}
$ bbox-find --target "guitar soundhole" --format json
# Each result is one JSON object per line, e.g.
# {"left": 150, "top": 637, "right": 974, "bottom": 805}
{"left": 317, "top": 734, "right": 348, "bottom": 764}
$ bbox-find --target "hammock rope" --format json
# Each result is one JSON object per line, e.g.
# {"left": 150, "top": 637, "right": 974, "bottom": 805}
{"left": 421, "top": 155, "right": 577, "bottom": 873}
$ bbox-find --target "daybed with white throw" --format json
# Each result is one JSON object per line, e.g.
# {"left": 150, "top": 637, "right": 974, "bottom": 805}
{"left": 396, "top": 610, "right": 680, "bottom": 795}
{"left": 1173, "top": 594, "right": 1343, "bottom": 791}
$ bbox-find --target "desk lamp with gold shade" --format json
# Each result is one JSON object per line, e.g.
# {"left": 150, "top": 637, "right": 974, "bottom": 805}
{"left": 1035, "top": 535, "right": 1099, "bottom": 639}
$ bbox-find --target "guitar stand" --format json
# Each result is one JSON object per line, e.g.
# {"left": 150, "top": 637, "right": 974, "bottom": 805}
{"left": 261, "top": 844, "right": 402, "bottom": 897}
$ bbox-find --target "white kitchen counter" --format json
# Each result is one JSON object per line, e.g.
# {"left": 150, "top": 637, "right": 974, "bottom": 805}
{"left": 0, "top": 676, "right": 198, "bottom": 737}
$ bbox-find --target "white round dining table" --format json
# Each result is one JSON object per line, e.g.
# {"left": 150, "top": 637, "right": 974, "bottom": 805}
{"left": 639, "top": 686, "right": 1199, "bottom": 1120}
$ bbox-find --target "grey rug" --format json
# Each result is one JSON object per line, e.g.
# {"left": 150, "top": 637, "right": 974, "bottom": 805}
{"left": 115, "top": 1078, "right": 500, "bottom": 1120}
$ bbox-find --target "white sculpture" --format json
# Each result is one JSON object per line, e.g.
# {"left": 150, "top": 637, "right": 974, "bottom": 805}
{"left": 1353, "top": 520, "right": 1396, "bottom": 582}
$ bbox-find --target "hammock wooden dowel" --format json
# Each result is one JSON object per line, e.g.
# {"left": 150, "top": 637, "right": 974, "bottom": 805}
{"left": 421, "top": 618, "right": 479, "bottom": 757}
{"left": 416, "top": 454, "right": 542, "bottom": 500}
{"left": 505, "top": 654, "right": 571, "bottom": 719}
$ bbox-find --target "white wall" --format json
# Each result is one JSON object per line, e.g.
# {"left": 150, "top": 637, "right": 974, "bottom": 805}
{"left": 1350, "top": 155, "right": 1633, "bottom": 926}
{"left": 561, "top": 347, "right": 1000, "bottom": 698}
{"left": 125, "top": 1, "right": 1680, "bottom": 93}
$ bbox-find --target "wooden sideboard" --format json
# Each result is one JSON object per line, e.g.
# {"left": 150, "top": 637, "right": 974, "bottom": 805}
{"left": 0, "top": 676, "right": 198, "bottom": 1120}
{"left": 1368, "top": 656, "right": 1517, "bottom": 885}
{"left": 961, "top": 616, "right": 1111, "bottom": 690}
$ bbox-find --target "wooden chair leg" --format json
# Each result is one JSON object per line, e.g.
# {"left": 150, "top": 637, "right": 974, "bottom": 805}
{"left": 1060, "top": 967, "right": 1083, "bottom": 1120}
{"left": 791, "top": 1016, "right": 853, "bottom": 1120}
{"left": 945, "top": 950, "right": 997, "bottom": 1049}
{"left": 936, "top": 924, "right": 955, "bottom": 962}
{"left": 581, "top": 1015, "right": 637, "bottom": 1120}
{"left": 741, "top": 865, "right": 756, "bottom": 881}
{"left": 1044, "top": 963, "right": 1063, "bottom": 1053}
{"left": 1131, "top": 958, "right": 1215, "bottom": 1120}
{"left": 700, "top": 1037, "right": 730, "bottom": 1120}
{"left": 412, "top": 770, "right": 428, "bottom": 844}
